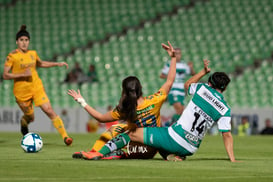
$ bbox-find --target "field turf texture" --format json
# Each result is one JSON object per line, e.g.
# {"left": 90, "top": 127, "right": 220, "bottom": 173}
{"left": 0, "top": 132, "right": 272, "bottom": 182}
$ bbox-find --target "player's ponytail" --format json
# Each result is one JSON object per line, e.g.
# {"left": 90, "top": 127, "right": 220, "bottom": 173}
{"left": 16, "top": 24, "right": 30, "bottom": 40}
{"left": 116, "top": 76, "right": 143, "bottom": 123}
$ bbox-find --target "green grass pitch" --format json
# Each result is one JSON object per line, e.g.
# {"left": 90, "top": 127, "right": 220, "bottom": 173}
{"left": 0, "top": 132, "right": 272, "bottom": 182}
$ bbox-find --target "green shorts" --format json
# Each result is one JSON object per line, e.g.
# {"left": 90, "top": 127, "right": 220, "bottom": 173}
{"left": 143, "top": 127, "right": 192, "bottom": 156}
{"left": 168, "top": 94, "right": 185, "bottom": 105}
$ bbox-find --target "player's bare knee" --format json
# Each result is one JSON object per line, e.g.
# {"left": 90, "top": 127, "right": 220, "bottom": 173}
{"left": 128, "top": 132, "right": 135, "bottom": 141}
{"left": 128, "top": 131, "right": 141, "bottom": 143}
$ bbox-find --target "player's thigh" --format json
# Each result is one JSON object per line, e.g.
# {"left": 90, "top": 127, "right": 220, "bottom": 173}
{"left": 33, "top": 86, "right": 49, "bottom": 107}
{"left": 16, "top": 98, "right": 34, "bottom": 117}
{"left": 109, "top": 123, "right": 128, "bottom": 137}
{"left": 143, "top": 127, "right": 191, "bottom": 156}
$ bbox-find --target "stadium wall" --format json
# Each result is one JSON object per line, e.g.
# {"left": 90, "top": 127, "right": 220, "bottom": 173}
{"left": 0, "top": 106, "right": 272, "bottom": 134}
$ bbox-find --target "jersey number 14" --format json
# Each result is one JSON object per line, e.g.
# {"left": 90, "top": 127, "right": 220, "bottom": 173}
{"left": 190, "top": 112, "right": 206, "bottom": 135}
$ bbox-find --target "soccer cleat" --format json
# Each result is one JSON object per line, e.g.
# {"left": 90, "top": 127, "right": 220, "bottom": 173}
{"left": 81, "top": 151, "right": 103, "bottom": 160}
{"left": 72, "top": 149, "right": 96, "bottom": 159}
{"left": 64, "top": 137, "right": 73, "bottom": 146}
{"left": 166, "top": 154, "right": 186, "bottom": 162}
{"left": 102, "top": 149, "right": 126, "bottom": 160}
{"left": 72, "top": 152, "right": 83, "bottom": 159}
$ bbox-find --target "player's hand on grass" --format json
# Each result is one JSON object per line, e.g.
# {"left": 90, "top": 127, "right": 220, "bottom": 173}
{"left": 162, "top": 41, "right": 176, "bottom": 58}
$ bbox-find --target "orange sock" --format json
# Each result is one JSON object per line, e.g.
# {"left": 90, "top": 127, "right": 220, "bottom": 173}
{"left": 52, "top": 116, "right": 68, "bottom": 139}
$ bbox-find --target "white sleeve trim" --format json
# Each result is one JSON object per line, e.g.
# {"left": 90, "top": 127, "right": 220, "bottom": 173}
{"left": 217, "top": 117, "right": 231, "bottom": 131}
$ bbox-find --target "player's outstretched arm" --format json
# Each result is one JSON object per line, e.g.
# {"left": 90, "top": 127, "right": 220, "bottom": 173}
{"left": 222, "top": 131, "right": 241, "bottom": 162}
{"left": 184, "top": 59, "right": 211, "bottom": 92}
{"left": 160, "top": 41, "right": 176, "bottom": 94}
{"left": 37, "top": 59, "right": 69, "bottom": 69}
{"left": 67, "top": 89, "right": 114, "bottom": 123}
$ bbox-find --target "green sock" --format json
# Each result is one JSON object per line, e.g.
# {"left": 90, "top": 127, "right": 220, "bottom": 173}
{"left": 98, "top": 133, "right": 131, "bottom": 156}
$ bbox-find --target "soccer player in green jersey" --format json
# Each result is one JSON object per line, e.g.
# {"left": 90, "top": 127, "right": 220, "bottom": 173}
{"left": 81, "top": 59, "right": 240, "bottom": 162}
{"left": 160, "top": 48, "right": 195, "bottom": 123}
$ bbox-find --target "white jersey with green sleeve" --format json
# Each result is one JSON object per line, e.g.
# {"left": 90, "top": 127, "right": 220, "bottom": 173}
{"left": 161, "top": 61, "right": 191, "bottom": 96}
{"left": 168, "top": 83, "right": 231, "bottom": 153}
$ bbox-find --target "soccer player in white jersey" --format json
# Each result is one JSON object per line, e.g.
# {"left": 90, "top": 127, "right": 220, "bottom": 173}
{"left": 160, "top": 48, "right": 195, "bottom": 123}
{"left": 81, "top": 59, "right": 240, "bottom": 162}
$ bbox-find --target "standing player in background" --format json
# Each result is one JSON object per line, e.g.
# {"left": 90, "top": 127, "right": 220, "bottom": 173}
{"left": 68, "top": 41, "right": 177, "bottom": 159}
{"left": 160, "top": 48, "right": 195, "bottom": 124}
{"left": 81, "top": 59, "right": 240, "bottom": 162}
{"left": 3, "top": 25, "right": 73, "bottom": 146}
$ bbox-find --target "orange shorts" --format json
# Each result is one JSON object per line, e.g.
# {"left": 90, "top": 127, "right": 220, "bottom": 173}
{"left": 108, "top": 123, "right": 128, "bottom": 138}
{"left": 15, "top": 84, "right": 49, "bottom": 115}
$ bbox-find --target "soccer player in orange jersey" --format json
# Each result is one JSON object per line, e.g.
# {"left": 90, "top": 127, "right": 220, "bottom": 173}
{"left": 3, "top": 25, "right": 73, "bottom": 146}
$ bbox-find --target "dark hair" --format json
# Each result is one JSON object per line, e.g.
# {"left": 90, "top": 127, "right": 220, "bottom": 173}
{"left": 116, "top": 76, "right": 143, "bottom": 123}
{"left": 208, "top": 72, "right": 230, "bottom": 92}
{"left": 16, "top": 25, "right": 30, "bottom": 40}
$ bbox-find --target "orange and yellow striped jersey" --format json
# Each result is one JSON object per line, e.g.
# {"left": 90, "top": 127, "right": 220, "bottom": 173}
{"left": 110, "top": 88, "right": 167, "bottom": 127}
{"left": 4, "top": 49, "right": 43, "bottom": 97}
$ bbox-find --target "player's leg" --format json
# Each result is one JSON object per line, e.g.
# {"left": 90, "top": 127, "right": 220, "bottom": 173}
{"left": 34, "top": 87, "right": 72, "bottom": 146}
{"left": 72, "top": 124, "right": 128, "bottom": 159}
{"left": 39, "top": 102, "right": 73, "bottom": 145}
{"left": 16, "top": 99, "right": 34, "bottom": 135}
{"left": 172, "top": 102, "right": 184, "bottom": 121}
{"left": 170, "top": 95, "right": 185, "bottom": 123}
{"left": 143, "top": 127, "right": 191, "bottom": 161}
{"left": 92, "top": 123, "right": 128, "bottom": 151}
{"left": 81, "top": 129, "right": 140, "bottom": 160}
{"left": 173, "top": 102, "right": 184, "bottom": 115}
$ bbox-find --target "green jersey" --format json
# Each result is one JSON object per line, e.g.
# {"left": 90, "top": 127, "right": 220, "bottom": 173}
{"left": 169, "top": 83, "right": 231, "bottom": 153}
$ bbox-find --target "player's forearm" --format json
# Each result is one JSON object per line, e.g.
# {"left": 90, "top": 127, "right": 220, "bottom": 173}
{"left": 38, "top": 61, "right": 60, "bottom": 68}
{"left": 165, "top": 56, "right": 176, "bottom": 87}
{"left": 3, "top": 72, "right": 28, "bottom": 80}
{"left": 84, "top": 105, "right": 105, "bottom": 122}
{"left": 83, "top": 105, "right": 114, "bottom": 123}
{"left": 222, "top": 132, "right": 236, "bottom": 162}
{"left": 184, "top": 69, "right": 207, "bottom": 91}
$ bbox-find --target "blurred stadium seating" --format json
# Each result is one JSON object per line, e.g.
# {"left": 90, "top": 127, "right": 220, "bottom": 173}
{"left": 1, "top": 0, "right": 273, "bottom": 108}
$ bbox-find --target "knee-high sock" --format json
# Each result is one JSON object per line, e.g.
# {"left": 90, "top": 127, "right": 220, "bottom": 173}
{"left": 98, "top": 133, "right": 131, "bottom": 156}
{"left": 52, "top": 116, "right": 68, "bottom": 139}
{"left": 91, "top": 131, "right": 112, "bottom": 151}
